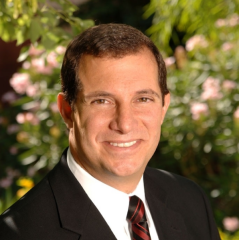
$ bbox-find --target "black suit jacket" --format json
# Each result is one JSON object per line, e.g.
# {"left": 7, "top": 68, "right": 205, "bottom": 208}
{"left": 0, "top": 148, "right": 221, "bottom": 240}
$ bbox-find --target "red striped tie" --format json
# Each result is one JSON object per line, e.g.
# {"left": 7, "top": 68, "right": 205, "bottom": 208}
{"left": 127, "top": 196, "right": 151, "bottom": 240}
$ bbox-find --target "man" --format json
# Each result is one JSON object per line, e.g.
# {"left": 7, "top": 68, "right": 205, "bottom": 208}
{"left": 0, "top": 24, "right": 221, "bottom": 240}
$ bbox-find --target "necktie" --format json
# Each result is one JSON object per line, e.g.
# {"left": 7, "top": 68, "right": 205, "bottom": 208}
{"left": 127, "top": 195, "right": 151, "bottom": 240}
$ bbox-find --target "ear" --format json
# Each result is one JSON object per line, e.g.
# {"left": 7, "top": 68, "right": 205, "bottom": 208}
{"left": 57, "top": 93, "right": 73, "bottom": 129}
{"left": 161, "top": 93, "right": 170, "bottom": 124}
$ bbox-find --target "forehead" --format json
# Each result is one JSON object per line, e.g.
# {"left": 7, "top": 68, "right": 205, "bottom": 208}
{"left": 78, "top": 48, "right": 158, "bottom": 78}
{"left": 76, "top": 48, "right": 160, "bottom": 99}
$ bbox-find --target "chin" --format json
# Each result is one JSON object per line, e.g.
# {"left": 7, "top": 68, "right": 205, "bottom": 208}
{"left": 110, "top": 162, "right": 145, "bottom": 178}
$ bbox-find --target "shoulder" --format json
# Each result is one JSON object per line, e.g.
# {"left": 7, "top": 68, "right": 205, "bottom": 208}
{"left": 0, "top": 149, "right": 69, "bottom": 225}
{"left": 144, "top": 168, "right": 221, "bottom": 239}
{"left": 0, "top": 174, "right": 60, "bottom": 239}
{"left": 144, "top": 167, "right": 211, "bottom": 214}
{"left": 0, "top": 176, "right": 51, "bottom": 216}
{"left": 145, "top": 166, "right": 203, "bottom": 194}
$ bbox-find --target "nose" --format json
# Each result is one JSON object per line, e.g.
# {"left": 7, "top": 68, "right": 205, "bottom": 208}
{"left": 109, "top": 103, "right": 137, "bottom": 134}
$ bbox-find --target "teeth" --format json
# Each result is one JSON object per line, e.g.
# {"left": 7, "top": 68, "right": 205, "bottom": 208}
{"left": 110, "top": 141, "right": 137, "bottom": 147}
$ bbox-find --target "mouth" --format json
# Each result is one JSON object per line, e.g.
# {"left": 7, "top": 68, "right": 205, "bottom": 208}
{"left": 109, "top": 140, "right": 137, "bottom": 148}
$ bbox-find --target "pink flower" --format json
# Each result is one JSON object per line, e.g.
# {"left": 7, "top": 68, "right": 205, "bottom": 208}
{"left": 6, "top": 167, "right": 20, "bottom": 178}
{"left": 1, "top": 91, "right": 17, "bottom": 103}
{"left": 56, "top": 46, "right": 66, "bottom": 55}
{"left": 190, "top": 103, "right": 209, "bottom": 120}
{"left": 234, "top": 107, "right": 239, "bottom": 119}
{"left": 16, "top": 113, "right": 25, "bottom": 124}
{"left": 27, "top": 166, "right": 36, "bottom": 177}
{"left": 25, "top": 112, "right": 40, "bottom": 125}
{"left": 0, "top": 168, "right": 20, "bottom": 188}
{"left": 50, "top": 103, "right": 59, "bottom": 113}
{"left": 215, "top": 14, "right": 239, "bottom": 27}
{"left": 26, "top": 83, "right": 39, "bottom": 97}
{"left": 229, "top": 14, "right": 239, "bottom": 27}
{"left": 7, "top": 124, "right": 20, "bottom": 134}
{"left": 47, "top": 52, "right": 58, "bottom": 68}
{"left": 186, "top": 35, "right": 208, "bottom": 51}
{"left": 22, "top": 61, "right": 31, "bottom": 70}
{"left": 216, "top": 19, "right": 227, "bottom": 27}
{"left": 222, "top": 80, "right": 236, "bottom": 91}
{"left": 16, "top": 112, "right": 39, "bottom": 125}
{"left": 223, "top": 217, "right": 239, "bottom": 232}
{"left": 31, "top": 58, "right": 53, "bottom": 75}
{"left": 0, "top": 177, "right": 12, "bottom": 189}
{"left": 164, "top": 57, "right": 175, "bottom": 67}
{"left": 28, "top": 45, "right": 44, "bottom": 56}
{"left": 9, "top": 146, "right": 18, "bottom": 155}
{"left": 222, "top": 42, "right": 234, "bottom": 51}
{"left": 201, "top": 77, "right": 223, "bottom": 100}
{"left": 10, "top": 73, "right": 31, "bottom": 94}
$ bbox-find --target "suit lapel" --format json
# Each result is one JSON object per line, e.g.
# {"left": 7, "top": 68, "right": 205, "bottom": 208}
{"left": 144, "top": 168, "right": 189, "bottom": 240}
{"left": 48, "top": 149, "right": 117, "bottom": 240}
{"left": 47, "top": 149, "right": 189, "bottom": 240}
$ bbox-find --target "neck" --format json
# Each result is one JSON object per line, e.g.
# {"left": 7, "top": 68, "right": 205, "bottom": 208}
{"left": 94, "top": 173, "right": 142, "bottom": 194}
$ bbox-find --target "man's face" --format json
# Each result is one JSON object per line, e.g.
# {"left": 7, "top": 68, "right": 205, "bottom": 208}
{"left": 59, "top": 48, "right": 170, "bottom": 191}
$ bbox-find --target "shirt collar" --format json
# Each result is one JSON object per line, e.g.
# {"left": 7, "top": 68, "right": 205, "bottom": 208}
{"left": 67, "top": 148, "right": 146, "bottom": 224}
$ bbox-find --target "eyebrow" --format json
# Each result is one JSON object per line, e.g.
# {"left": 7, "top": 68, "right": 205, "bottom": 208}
{"left": 83, "top": 88, "right": 161, "bottom": 100}
{"left": 84, "top": 91, "right": 114, "bottom": 100}
{"left": 136, "top": 89, "right": 161, "bottom": 99}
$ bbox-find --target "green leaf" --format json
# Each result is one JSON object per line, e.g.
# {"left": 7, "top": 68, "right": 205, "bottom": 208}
{"left": 47, "top": 32, "right": 59, "bottom": 42}
{"left": 2, "top": 22, "right": 15, "bottom": 42}
{"left": 81, "top": 19, "right": 95, "bottom": 30}
{"left": 0, "top": 21, "right": 3, "bottom": 36}
{"left": 29, "top": 19, "right": 43, "bottom": 43}
{"left": 12, "top": 96, "right": 33, "bottom": 106}
{"left": 41, "top": 34, "right": 56, "bottom": 50}
{"left": 16, "top": 29, "right": 25, "bottom": 46}
{"left": 31, "top": 0, "right": 38, "bottom": 13}
{"left": 19, "top": 149, "right": 37, "bottom": 161}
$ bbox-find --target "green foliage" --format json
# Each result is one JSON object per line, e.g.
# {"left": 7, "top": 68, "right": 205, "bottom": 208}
{"left": 0, "top": 0, "right": 94, "bottom": 48}
{"left": 144, "top": 0, "right": 239, "bottom": 54}
{"left": 0, "top": 0, "right": 94, "bottom": 213}
{"left": 145, "top": 0, "right": 239, "bottom": 232}
{"left": 219, "top": 229, "right": 239, "bottom": 240}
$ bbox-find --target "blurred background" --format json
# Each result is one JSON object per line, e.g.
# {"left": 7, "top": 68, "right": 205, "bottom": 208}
{"left": 0, "top": 0, "right": 239, "bottom": 238}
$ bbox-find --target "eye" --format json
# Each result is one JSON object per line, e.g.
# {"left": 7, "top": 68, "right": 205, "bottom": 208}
{"left": 137, "top": 97, "right": 152, "bottom": 103}
{"left": 92, "top": 99, "right": 109, "bottom": 104}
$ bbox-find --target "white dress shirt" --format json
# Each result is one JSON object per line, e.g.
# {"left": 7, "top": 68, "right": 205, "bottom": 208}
{"left": 67, "top": 148, "right": 159, "bottom": 240}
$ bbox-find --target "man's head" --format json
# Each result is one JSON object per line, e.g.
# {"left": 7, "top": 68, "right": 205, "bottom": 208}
{"left": 58, "top": 24, "right": 170, "bottom": 193}
{"left": 61, "top": 23, "right": 169, "bottom": 107}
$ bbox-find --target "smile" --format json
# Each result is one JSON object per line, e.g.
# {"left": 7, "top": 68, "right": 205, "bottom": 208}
{"left": 109, "top": 140, "right": 137, "bottom": 148}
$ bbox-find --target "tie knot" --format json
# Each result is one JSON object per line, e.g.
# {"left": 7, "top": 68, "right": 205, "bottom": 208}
{"left": 127, "top": 195, "right": 147, "bottom": 224}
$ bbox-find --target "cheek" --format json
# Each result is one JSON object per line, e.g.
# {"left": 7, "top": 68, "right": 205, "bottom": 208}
{"left": 79, "top": 111, "right": 111, "bottom": 141}
{"left": 142, "top": 108, "right": 162, "bottom": 130}
{"left": 144, "top": 113, "right": 162, "bottom": 145}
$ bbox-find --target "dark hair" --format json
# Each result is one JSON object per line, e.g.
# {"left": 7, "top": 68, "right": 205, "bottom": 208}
{"left": 61, "top": 23, "right": 169, "bottom": 106}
